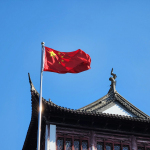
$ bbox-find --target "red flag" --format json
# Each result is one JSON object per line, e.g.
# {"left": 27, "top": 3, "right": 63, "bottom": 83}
{"left": 43, "top": 46, "right": 91, "bottom": 73}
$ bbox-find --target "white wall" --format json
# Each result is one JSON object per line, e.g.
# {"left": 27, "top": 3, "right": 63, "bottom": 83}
{"left": 45, "top": 124, "right": 50, "bottom": 150}
{"left": 45, "top": 124, "right": 56, "bottom": 150}
{"left": 103, "top": 102, "right": 135, "bottom": 117}
{"left": 50, "top": 124, "right": 56, "bottom": 150}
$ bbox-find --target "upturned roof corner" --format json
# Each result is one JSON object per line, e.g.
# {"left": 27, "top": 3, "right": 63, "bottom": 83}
{"left": 28, "top": 71, "right": 149, "bottom": 120}
{"left": 28, "top": 73, "right": 36, "bottom": 92}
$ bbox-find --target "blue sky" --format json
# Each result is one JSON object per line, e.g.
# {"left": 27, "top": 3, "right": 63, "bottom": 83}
{"left": 0, "top": 1, "right": 150, "bottom": 150}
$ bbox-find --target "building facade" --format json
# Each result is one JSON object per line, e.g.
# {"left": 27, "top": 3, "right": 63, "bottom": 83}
{"left": 22, "top": 70, "right": 150, "bottom": 150}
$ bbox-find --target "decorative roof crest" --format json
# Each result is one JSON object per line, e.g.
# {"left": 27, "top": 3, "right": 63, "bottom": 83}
{"left": 109, "top": 68, "right": 117, "bottom": 93}
{"left": 28, "top": 73, "right": 36, "bottom": 92}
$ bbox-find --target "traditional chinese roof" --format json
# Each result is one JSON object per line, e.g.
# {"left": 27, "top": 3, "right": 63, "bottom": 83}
{"left": 28, "top": 70, "right": 149, "bottom": 120}
{"left": 22, "top": 72, "right": 150, "bottom": 150}
{"left": 78, "top": 85, "right": 149, "bottom": 119}
{"left": 79, "top": 69, "right": 149, "bottom": 119}
{"left": 28, "top": 72, "right": 150, "bottom": 124}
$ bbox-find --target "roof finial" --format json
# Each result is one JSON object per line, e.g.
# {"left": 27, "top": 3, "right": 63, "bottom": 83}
{"left": 109, "top": 68, "right": 117, "bottom": 93}
{"left": 28, "top": 73, "right": 36, "bottom": 92}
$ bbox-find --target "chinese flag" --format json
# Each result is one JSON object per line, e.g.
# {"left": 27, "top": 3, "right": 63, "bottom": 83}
{"left": 43, "top": 46, "right": 91, "bottom": 73}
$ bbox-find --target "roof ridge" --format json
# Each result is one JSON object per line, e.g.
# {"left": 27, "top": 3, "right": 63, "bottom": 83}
{"left": 115, "top": 93, "right": 149, "bottom": 118}
{"left": 92, "top": 99, "right": 115, "bottom": 112}
{"left": 79, "top": 88, "right": 115, "bottom": 110}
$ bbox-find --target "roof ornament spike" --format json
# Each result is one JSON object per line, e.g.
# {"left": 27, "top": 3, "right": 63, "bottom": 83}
{"left": 28, "top": 73, "right": 36, "bottom": 92}
{"left": 109, "top": 68, "right": 117, "bottom": 93}
{"left": 49, "top": 98, "right": 51, "bottom": 102}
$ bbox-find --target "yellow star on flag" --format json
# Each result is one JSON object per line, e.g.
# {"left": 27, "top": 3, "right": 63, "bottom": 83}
{"left": 49, "top": 51, "right": 56, "bottom": 58}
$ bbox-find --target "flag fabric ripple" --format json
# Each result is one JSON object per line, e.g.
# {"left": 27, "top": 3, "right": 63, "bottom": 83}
{"left": 43, "top": 46, "right": 91, "bottom": 73}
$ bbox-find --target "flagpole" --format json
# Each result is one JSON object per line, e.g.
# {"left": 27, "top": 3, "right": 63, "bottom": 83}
{"left": 37, "top": 42, "right": 45, "bottom": 150}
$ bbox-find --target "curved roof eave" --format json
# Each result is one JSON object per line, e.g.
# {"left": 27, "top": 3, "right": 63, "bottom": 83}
{"left": 28, "top": 73, "right": 150, "bottom": 122}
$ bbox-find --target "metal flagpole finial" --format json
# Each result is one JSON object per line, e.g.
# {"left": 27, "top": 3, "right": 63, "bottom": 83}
{"left": 41, "top": 42, "right": 45, "bottom": 46}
